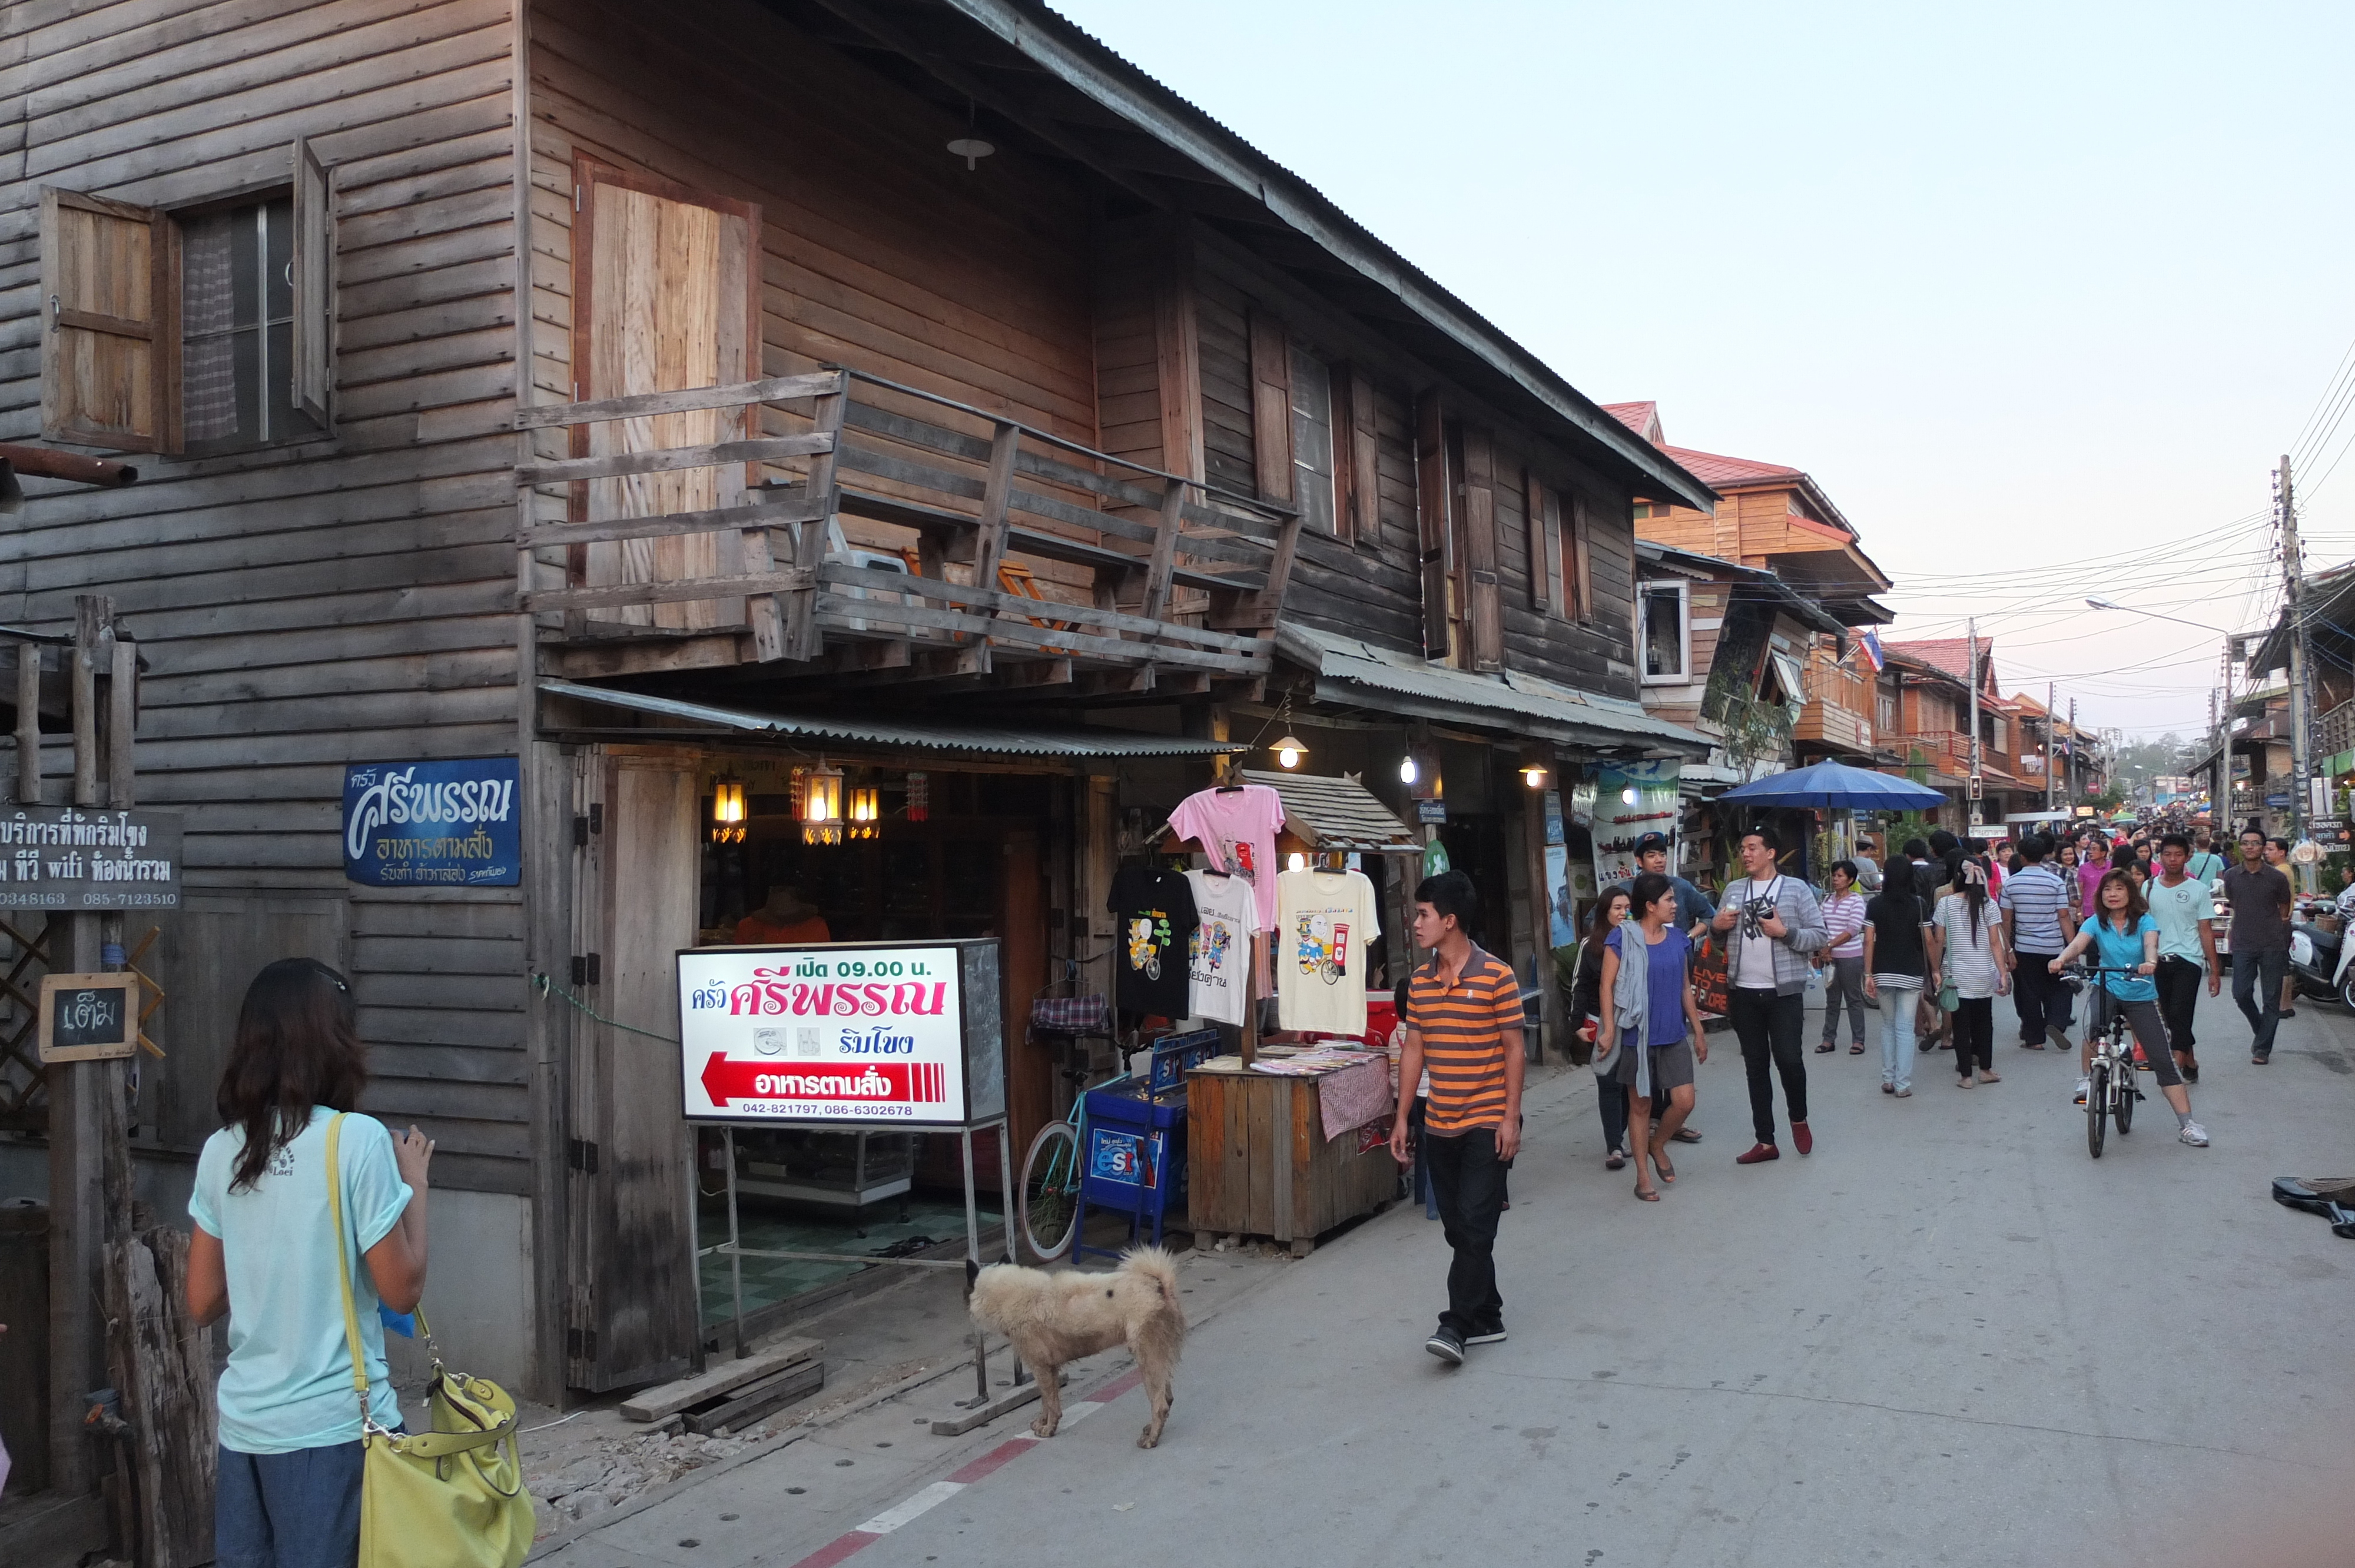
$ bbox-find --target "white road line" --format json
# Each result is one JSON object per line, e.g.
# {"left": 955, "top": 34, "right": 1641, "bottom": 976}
{"left": 1059, "top": 1401, "right": 1101, "bottom": 1426}
{"left": 854, "top": 1480, "right": 964, "bottom": 1534}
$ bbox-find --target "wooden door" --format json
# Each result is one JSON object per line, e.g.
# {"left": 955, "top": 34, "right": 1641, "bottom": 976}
{"left": 571, "top": 158, "right": 759, "bottom": 630}
{"left": 566, "top": 752, "right": 701, "bottom": 1390}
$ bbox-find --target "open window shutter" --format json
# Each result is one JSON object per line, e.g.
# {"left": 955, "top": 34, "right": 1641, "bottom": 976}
{"left": 291, "top": 138, "right": 333, "bottom": 428}
{"left": 1570, "top": 493, "right": 1594, "bottom": 624}
{"left": 1413, "top": 392, "right": 1451, "bottom": 660}
{"left": 1538, "top": 479, "right": 1568, "bottom": 619}
{"left": 1461, "top": 424, "right": 1502, "bottom": 671}
{"left": 1247, "top": 308, "right": 1292, "bottom": 503}
{"left": 1525, "top": 472, "right": 1552, "bottom": 614}
{"left": 1347, "top": 365, "right": 1378, "bottom": 546}
{"left": 40, "top": 188, "right": 167, "bottom": 451}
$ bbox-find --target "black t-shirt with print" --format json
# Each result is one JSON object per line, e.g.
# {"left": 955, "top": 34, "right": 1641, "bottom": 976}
{"left": 1107, "top": 865, "right": 1199, "bottom": 1019}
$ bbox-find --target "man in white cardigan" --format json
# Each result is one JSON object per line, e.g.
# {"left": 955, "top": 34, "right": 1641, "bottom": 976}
{"left": 1711, "top": 825, "right": 1827, "bottom": 1164}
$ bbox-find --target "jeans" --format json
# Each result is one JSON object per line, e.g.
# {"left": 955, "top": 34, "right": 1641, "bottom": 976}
{"left": 1952, "top": 995, "right": 1994, "bottom": 1075}
{"left": 217, "top": 1439, "right": 369, "bottom": 1568}
{"left": 1424, "top": 1126, "right": 1506, "bottom": 1337}
{"left": 2231, "top": 946, "right": 2288, "bottom": 1058}
{"left": 2011, "top": 951, "right": 2069, "bottom": 1044}
{"left": 2154, "top": 955, "right": 2204, "bottom": 1058}
{"left": 1879, "top": 982, "right": 1921, "bottom": 1090}
{"left": 1596, "top": 1075, "right": 1630, "bottom": 1156}
{"left": 1729, "top": 986, "right": 1808, "bottom": 1143}
{"left": 1819, "top": 955, "right": 1868, "bottom": 1045}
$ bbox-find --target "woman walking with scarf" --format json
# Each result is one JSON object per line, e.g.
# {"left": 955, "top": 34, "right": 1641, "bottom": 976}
{"left": 1596, "top": 872, "right": 1709, "bottom": 1201}
{"left": 1931, "top": 859, "right": 2011, "bottom": 1087}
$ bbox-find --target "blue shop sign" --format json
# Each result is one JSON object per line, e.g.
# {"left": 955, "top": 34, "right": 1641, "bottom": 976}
{"left": 344, "top": 758, "right": 521, "bottom": 888}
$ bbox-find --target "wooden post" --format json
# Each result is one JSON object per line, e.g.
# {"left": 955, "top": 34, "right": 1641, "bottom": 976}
{"left": 16, "top": 640, "right": 39, "bottom": 803}
{"left": 48, "top": 595, "right": 132, "bottom": 1499}
{"left": 779, "top": 371, "right": 849, "bottom": 662}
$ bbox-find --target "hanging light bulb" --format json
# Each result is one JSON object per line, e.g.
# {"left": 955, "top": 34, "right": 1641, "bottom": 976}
{"left": 1522, "top": 765, "right": 1548, "bottom": 790}
{"left": 1398, "top": 754, "right": 1418, "bottom": 785}
{"left": 802, "top": 761, "right": 844, "bottom": 846}
{"left": 1268, "top": 696, "right": 1307, "bottom": 770}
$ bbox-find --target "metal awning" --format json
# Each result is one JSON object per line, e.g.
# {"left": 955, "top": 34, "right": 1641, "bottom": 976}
{"left": 1238, "top": 769, "right": 1422, "bottom": 855}
{"left": 540, "top": 680, "right": 1246, "bottom": 758}
{"left": 1276, "top": 626, "right": 1711, "bottom": 755}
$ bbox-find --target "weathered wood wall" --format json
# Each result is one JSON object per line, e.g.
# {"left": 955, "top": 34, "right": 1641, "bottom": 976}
{"left": 0, "top": 0, "right": 530, "bottom": 1195}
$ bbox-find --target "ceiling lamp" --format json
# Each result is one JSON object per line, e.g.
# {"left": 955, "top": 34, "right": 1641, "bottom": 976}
{"left": 847, "top": 785, "right": 881, "bottom": 841}
{"left": 710, "top": 779, "right": 746, "bottom": 844}
{"left": 1522, "top": 764, "right": 1549, "bottom": 790}
{"left": 1398, "top": 754, "right": 1418, "bottom": 785}
{"left": 802, "top": 760, "right": 844, "bottom": 846}
{"left": 947, "top": 100, "right": 994, "bottom": 171}
{"left": 1269, "top": 696, "right": 1307, "bottom": 769}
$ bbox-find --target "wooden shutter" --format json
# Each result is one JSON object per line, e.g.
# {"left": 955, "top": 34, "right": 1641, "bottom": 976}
{"left": 40, "top": 188, "right": 169, "bottom": 451}
{"left": 1345, "top": 365, "right": 1378, "bottom": 547}
{"left": 1525, "top": 472, "right": 1551, "bottom": 614}
{"left": 290, "top": 137, "right": 333, "bottom": 429}
{"left": 1247, "top": 307, "right": 1292, "bottom": 503}
{"left": 567, "top": 752, "right": 701, "bottom": 1390}
{"left": 572, "top": 158, "right": 759, "bottom": 631}
{"left": 1461, "top": 424, "right": 1502, "bottom": 671}
{"left": 1414, "top": 392, "right": 1451, "bottom": 660}
{"left": 1568, "top": 491, "right": 1594, "bottom": 623}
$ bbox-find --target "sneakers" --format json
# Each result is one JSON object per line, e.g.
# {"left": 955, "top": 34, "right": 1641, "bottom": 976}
{"left": 2074, "top": 1077, "right": 2090, "bottom": 1105}
{"left": 1425, "top": 1327, "right": 1466, "bottom": 1365}
{"left": 2179, "top": 1120, "right": 2210, "bottom": 1147}
{"left": 1464, "top": 1324, "right": 1508, "bottom": 1346}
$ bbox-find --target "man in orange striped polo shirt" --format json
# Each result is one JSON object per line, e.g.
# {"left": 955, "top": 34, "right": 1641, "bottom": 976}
{"left": 1388, "top": 871, "right": 1525, "bottom": 1365}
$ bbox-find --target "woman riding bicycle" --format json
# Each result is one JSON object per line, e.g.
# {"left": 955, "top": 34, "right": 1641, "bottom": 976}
{"left": 2048, "top": 869, "right": 2210, "bottom": 1147}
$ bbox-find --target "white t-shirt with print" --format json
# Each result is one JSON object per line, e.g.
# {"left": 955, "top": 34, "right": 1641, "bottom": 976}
{"left": 1727, "top": 875, "right": 1783, "bottom": 989}
{"left": 1184, "top": 869, "right": 1255, "bottom": 1026}
{"left": 1275, "top": 868, "right": 1381, "bottom": 1034}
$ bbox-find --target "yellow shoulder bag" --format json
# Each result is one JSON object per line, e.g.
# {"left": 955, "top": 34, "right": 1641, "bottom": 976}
{"left": 327, "top": 1112, "right": 535, "bottom": 1568}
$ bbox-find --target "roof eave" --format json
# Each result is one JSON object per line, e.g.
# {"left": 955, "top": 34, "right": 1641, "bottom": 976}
{"left": 949, "top": 0, "right": 1719, "bottom": 514}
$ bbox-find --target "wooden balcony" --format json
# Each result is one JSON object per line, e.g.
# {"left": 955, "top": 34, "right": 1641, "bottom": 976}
{"left": 513, "top": 368, "right": 1299, "bottom": 694}
{"left": 1795, "top": 659, "right": 1872, "bottom": 755}
{"left": 1903, "top": 729, "right": 1974, "bottom": 776}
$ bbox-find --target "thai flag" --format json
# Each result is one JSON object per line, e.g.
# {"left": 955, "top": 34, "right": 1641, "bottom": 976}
{"left": 1857, "top": 631, "right": 1885, "bottom": 673}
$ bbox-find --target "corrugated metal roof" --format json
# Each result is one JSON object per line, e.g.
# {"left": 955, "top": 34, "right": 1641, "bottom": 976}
{"left": 540, "top": 680, "right": 1246, "bottom": 758}
{"left": 1238, "top": 769, "right": 1421, "bottom": 855}
{"left": 1277, "top": 627, "right": 1711, "bottom": 754}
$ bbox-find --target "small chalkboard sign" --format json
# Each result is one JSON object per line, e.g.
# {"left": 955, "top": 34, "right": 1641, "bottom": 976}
{"left": 38, "top": 972, "right": 141, "bottom": 1063}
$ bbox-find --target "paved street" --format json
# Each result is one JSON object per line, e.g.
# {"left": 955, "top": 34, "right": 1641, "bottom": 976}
{"left": 549, "top": 988, "right": 2355, "bottom": 1568}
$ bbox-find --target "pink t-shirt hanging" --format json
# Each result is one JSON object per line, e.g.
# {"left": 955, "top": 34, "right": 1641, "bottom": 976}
{"left": 1167, "top": 784, "right": 1285, "bottom": 932}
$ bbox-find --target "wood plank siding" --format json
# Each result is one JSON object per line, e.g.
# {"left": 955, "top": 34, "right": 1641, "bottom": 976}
{"left": 0, "top": 0, "right": 531, "bottom": 1191}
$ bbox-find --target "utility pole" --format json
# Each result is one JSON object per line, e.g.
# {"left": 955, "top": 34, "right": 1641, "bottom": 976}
{"left": 2223, "top": 636, "right": 2236, "bottom": 827}
{"left": 1966, "top": 617, "right": 1982, "bottom": 829}
{"left": 2280, "top": 454, "right": 2310, "bottom": 845}
{"left": 2067, "top": 697, "right": 2078, "bottom": 812}
{"left": 2045, "top": 679, "right": 2056, "bottom": 811}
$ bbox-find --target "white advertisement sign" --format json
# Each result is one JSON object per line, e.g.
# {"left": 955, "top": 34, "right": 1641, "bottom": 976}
{"left": 679, "top": 944, "right": 967, "bottom": 1126}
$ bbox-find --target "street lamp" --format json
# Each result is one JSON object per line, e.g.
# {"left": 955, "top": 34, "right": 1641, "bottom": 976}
{"left": 2082, "top": 597, "right": 2230, "bottom": 635}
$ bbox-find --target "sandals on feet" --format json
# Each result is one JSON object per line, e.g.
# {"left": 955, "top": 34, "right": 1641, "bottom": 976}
{"left": 1849, "top": 1042, "right": 1865, "bottom": 1054}
{"left": 1634, "top": 1182, "right": 1660, "bottom": 1201}
{"left": 1815, "top": 1041, "right": 1835, "bottom": 1053}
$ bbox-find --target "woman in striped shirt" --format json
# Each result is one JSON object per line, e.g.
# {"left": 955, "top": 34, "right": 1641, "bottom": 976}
{"left": 1815, "top": 860, "right": 1869, "bottom": 1055}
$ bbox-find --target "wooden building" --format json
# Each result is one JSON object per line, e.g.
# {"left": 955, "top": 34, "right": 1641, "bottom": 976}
{"left": 0, "top": 0, "right": 1716, "bottom": 1428}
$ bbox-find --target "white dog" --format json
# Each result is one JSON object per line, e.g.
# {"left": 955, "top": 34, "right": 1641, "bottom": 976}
{"left": 967, "top": 1245, "right": 1186, "bottom": 1447}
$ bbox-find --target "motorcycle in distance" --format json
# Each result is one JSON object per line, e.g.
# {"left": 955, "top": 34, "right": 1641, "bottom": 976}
{"left": 2285, "top": 898, "right": 2355, "bottom": 1011}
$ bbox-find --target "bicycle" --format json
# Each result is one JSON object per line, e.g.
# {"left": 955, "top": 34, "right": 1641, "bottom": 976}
{"left": 1017, "top": 1069, "right": 1130, "bottom": 1260}
{"left": 2065, "top": 964, "right": 2145, "bottom": 1158}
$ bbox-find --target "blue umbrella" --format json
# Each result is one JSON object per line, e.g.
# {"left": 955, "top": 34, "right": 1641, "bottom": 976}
{"left": 1716, "top": 759, "right": 1947, "bottom": 809}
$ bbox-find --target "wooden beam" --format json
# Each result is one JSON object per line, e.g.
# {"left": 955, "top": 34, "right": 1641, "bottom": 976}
{"left": 519, "top": 493, "right": 823, "bottom": 550}
{"left": 514, "top": 432, "right": 833, "bottom": 488}
{"left": 785, "top": 382, "right": 851, "bottom": 661}
{"left": 1139, "top": 481, "right": 1185, "bottom": 625}
{"left": 525, "top": 570, "right": 815, "bottom": 614}
{"left": 817, "top": 564, "right": 1264, "bottom": 653}
{"left": 968, "top": 424, "right": 1020, "bottom": 617}
{"left": 512, "top": 371, "right": 842, "bottom": 430}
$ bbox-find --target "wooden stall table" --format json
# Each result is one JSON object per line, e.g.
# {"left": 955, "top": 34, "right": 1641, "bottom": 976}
{"left": 1184, "top": 1048, "right": 1397, "bottom": 1257}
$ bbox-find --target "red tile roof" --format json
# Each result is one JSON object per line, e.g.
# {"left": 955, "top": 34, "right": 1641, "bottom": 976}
{"left": 1603, "top": 401, "right": 1661, "bottom": 444}
{"left": 1656, "top": 444, "right": 1806, "bottom": 489}
{"left": 1886, "top": 637, "right": 1999, "bottom": 694}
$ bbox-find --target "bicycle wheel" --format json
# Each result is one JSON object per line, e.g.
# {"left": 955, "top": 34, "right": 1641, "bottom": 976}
{"left": 2085, "top": 1062, "right": 2107, "bottom": 1159}
{"left": 1019, "top": 1119, "right": 1080, "bottom": 1261}
{"left": 2112, "top": 1054, "right": 2134, "bottom": 1135}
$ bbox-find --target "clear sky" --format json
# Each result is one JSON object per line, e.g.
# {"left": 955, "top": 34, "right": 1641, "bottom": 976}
{"left": 1051, "top": 1, "right": 2355, "bottom": 743}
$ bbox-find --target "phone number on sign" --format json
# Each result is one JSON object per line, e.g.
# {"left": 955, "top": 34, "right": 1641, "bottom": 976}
{"left": 723, "top": 1101, "right": 919, "bottom": 1118}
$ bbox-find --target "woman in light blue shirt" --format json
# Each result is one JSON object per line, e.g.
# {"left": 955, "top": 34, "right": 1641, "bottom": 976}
{"left": 2048, "top": 871, "right": 2208, "bottom": 1147}
{"left": 185, "top": 959, "right": 434, "bottom": 1568}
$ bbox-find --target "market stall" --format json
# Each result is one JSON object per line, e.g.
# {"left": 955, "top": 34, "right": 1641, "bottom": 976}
{"left": 1150, "top": 772, "right": 1421, "bottom": 1252}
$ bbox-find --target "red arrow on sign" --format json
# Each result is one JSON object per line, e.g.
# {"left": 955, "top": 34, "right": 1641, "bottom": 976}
{"left": 697, "top": 1052, "right": 947, "bottom": 1107}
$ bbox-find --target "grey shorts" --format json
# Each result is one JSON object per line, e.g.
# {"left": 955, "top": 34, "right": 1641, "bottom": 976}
{"left": 1614, "top": 1036, "right": 1696, "bottom": 1095}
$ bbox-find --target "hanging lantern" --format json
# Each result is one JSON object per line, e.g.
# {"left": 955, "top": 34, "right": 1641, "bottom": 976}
{"left": 1268, "top": 696, "right": 1307, "bottom": 769}
{"left": 802, "top": 761, "right": 844, "bottom": 846}
{"left": 847, "top": 785, "right": 881, "bottom": 840}
{"left": 710, "top": 779, "right": 746, "bottom": 843}
{"left": 905, "top": 772, "right": 929, "bottom": 822}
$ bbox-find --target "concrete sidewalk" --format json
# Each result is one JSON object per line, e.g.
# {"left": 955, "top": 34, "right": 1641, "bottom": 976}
{"left": 549, "top": 989, "right": 2355, "bottom": 1567}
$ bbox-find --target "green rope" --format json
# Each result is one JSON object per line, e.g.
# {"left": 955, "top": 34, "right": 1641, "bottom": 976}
{"left": 529, "top": 972, "right": 681, "bottom": 1044}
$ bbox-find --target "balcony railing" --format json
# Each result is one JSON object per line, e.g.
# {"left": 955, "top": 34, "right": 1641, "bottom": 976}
{"left": 512, "top": 367, "right": 1299, "bottom": 690}
{"left": 2321, "top": 699, "right": 2355, "bottom": 757}
{"left": 1904, "top": 729, "right": 1974, "bottom": 774}
{"left": 1796, "top": 659, "right": 1872, "bottom": 754}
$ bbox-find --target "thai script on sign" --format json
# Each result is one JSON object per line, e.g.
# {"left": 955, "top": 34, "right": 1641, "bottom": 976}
{"left": 344, "top": 766, "right": 517, "bottom": 861}
{"left": 343, "top": 758, "right": 522, "bottom": 889}
{"left": 686, "top": 965, "right": 950, "bottom": 1019}
{"left": 0, "top": 809, "right": 156, "bottom": 848}
{"left": 0, "top": 808, "right": 181, "bottom": 909}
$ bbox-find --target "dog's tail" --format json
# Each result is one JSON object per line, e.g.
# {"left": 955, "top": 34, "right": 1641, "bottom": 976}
{"left": 1120, "top": 1244, "right": 1182, "bottom": 1307}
